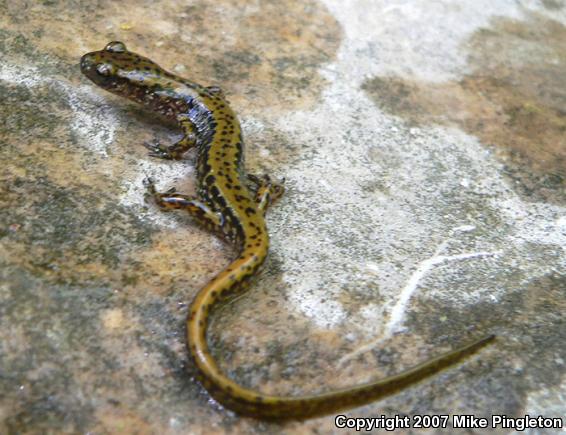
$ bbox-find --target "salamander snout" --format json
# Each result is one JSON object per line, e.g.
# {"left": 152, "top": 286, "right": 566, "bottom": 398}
{"left": 80, "top": 51, "right": 120, "bottom": 89}
{"left": 80, "top": 53, "right": 95, "bottom": 74}
{"left": 80, "top": 41, "right": 128, "bottom": 76}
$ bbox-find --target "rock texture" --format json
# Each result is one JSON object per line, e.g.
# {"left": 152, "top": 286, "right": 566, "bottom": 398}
{"left": 1, "top": 1, "right": 564, "bottom": 433}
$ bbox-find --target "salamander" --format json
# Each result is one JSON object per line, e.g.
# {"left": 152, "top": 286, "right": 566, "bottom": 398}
{"left": 80, "top": 41, "right": 495, "bottom": 419}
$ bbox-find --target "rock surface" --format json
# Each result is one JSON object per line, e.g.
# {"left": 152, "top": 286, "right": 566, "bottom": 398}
{"left": 1, "top": 1, "right": 564, "bottom": 433}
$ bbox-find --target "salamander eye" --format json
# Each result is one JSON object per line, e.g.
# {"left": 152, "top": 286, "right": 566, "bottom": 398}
{"left": 105, "top": 41, "right": 127, "bottom": 53}
{"left": 96, "top": 63, "right": 113, "bottom": 76}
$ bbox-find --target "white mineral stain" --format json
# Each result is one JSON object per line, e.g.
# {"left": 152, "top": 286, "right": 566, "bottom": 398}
{"left": 320, "top": 1, "right": 566, "bottom": 83}
{"left": 320, "top": 0, "right": 526, "bottom": 83}
{"left": 0, "top": 63, "right": 44, "bottom": 87}
{"left": 338, "top": 245, "right": 500, "bottom": 366}
{"left": 0, "top": 63, "right": 117, "bottom": 158}
{"left": 67, "top": 84, "right": 117, "bottom": 158}
{"left": 120, "top": 157, "right": 195, "bottom": 228}
{"left": 262, "top": 1, "right": 566, "bottom": 346}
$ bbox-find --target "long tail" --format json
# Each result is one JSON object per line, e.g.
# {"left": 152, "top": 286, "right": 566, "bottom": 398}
{"left": 186, "top": 260, "right": 495, "bottom": 419}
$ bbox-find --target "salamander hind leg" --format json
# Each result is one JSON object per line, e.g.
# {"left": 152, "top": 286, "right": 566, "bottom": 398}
{"left": 143, "top": 177, "right": 223, "bottom": 232}
{"left": 144, "top": 115, "right": 198, "bottom": 160}
{"left": 247, "top": 174, "right": 285, "bottom": 213}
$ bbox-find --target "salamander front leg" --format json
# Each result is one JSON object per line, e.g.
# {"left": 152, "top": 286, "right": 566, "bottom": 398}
{"left": 144, "top": 114, "right": 198, "bottom": 160}
{"left": 247, "top": 174, "right": 285, "bottom": 213}
{"left": 205, "top": 85, "right": 226, "bottom": 99}
{"left": 143, "top": 178, "right": 223, "bottom": 232}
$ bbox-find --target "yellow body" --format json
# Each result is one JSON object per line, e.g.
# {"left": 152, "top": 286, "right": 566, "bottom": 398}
{"left": 81, "top": 41, "right": 495, "bottom": 419}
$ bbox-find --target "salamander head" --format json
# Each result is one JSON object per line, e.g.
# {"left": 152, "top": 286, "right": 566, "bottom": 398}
{"left": 81, "top": 41, "right": 205, "bottom": 118}
{"left": 80, "top": 41, "right": 171, "bottom": 96}
{"left": 81, "top": 41, "right": 155, "bottom": 91}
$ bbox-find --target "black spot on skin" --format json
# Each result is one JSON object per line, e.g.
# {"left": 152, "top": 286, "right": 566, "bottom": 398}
{"left": 202, "top": 162, "right": 212, "bottom": 175}
{"left": 210, "top": 185, "right": 221, "bottom": 197}
{"left": 216, "top": 195, "right": 227, "bottom": 208}
{"left": 245, "top": 207, "right": 256, "bottom": 216}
